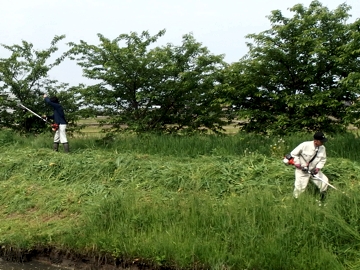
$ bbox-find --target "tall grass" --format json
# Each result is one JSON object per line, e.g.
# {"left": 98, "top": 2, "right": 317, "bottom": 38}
{"left": 0, "top": 130, "right": 360, "bottom": 269}
{"left": 25, "top": 130, "right": 360, "bottom": 159}
{"left": 78, "top": 189, "right": 358, "bottom": 269}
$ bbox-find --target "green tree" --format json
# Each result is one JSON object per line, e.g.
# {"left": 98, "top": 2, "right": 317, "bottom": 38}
{"left": 224, "top": 1, "right": 360, "bottom": 134}
{"left": 0, "top": 35, "right": 79, "bottom": 134}
{"left": 340, "top": 17, "right": 360, "bottom": 128}
{"left": 67, "top": 30, "right": 227, "bottom": 134}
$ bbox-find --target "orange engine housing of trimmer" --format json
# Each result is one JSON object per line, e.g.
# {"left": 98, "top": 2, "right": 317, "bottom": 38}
{"left": 283, "top": 154, "right": 295, "bottom": 165}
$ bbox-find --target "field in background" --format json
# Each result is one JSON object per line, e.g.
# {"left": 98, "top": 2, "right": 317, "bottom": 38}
{"left": 77, "top": 117, "right": 359, "bottom": 137}
{"left": 77, "top": 117, "right": 243, "bottom": 136}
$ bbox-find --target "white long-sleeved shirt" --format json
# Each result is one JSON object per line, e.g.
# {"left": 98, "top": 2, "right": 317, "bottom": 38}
{"left": 290, "top": 141, "right": 326, "bottom": 170}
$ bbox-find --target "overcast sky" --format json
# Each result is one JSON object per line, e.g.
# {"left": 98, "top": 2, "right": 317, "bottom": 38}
{"left": 1, "top": 0, "right": 360, "bottom": 86}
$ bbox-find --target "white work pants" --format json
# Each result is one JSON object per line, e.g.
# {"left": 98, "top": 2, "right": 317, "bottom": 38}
{"left": 293, "top": 169, "right": 328, "bottom": 198}
{"left": 53, "top": 124, "right": 68, "bottom": 144}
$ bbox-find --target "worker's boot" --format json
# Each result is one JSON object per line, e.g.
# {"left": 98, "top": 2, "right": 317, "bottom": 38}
{"left": 53, "top": 142, "right": 59, "bottom": 152}
{"left": 320, "top": 191, "right": 327, "bottom": 202}
{"left": 63, "top": 142, "right": 70, "bottom": 153}
{"left": 317, "top": 191, "right": 327, "bottom": 206}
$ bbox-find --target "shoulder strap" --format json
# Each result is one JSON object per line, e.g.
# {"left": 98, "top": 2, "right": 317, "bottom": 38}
{"left": 308, "top": 147, "right": 319, "bottom": 164}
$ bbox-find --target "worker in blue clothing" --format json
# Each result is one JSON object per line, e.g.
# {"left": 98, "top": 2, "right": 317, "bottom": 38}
{"left": 43, "top": 94, "right": 69, "bottom": 153}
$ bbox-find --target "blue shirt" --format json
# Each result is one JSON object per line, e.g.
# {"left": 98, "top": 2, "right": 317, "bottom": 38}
{"left": 44, "top": 97, "right": 67, "bottom": 124}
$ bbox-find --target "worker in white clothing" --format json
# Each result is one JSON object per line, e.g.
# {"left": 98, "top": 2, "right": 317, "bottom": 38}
{"left": 290, "top": 132, "right": 329, "bottom": 200}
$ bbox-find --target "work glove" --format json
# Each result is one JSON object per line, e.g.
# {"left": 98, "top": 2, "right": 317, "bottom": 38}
{"left": 294, "top": 164, "right": 302, "bottom": 169}
{"left": 301, "top": 166, "right": 309, "bottom": 172}
{"left": 311, "top": 168, "right": 320, "bottom": 175}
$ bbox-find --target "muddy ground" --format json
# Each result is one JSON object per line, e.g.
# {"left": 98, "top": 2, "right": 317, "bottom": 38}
{"left": 0, "top": 247, "right": 172, "bottom": 270}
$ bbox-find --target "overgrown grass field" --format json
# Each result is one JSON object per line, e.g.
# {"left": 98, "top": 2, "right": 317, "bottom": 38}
{"left": 0, "top": 130, "right": 360, "bottom": 269}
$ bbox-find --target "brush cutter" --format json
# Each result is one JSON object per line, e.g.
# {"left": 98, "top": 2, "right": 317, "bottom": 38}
{"left": 306, "top": 169, "right": 338, "bottom": 190}
{"left": 283, "top": 154, "right": 338, "bottom": 190}
{"left": 18, "top": 103, "right": 59, "bottom": 131}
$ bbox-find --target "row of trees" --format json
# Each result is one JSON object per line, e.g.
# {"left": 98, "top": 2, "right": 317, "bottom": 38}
{"left": 1, "top": 0, "right": 360, "bottom": 135}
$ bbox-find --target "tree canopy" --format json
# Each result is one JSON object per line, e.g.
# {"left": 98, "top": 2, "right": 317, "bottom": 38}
{"left": 0, "top": 35, "right": 79, "bottom": 134}
{"left": 223, "top": 0, "right": 360, "bottom": 134}
{"left": 67, "top": 30, "right": 227, "bottom": 134}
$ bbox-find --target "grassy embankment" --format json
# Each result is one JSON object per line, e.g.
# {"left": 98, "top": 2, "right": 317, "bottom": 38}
{"left": 1, "top": 127, "right": 360, "bottom": 269}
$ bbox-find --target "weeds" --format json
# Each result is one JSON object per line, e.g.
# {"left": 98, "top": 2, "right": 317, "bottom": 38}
{"left": 0, "top": 131, "right": 360, "bottom": 269}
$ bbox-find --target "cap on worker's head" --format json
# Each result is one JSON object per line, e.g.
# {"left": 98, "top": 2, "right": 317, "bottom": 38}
{"left": 50, "top": 96, "right": 59, "bottom": 103}
{"left": 314, "top": 132, "right": 327, "bottom": 143}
